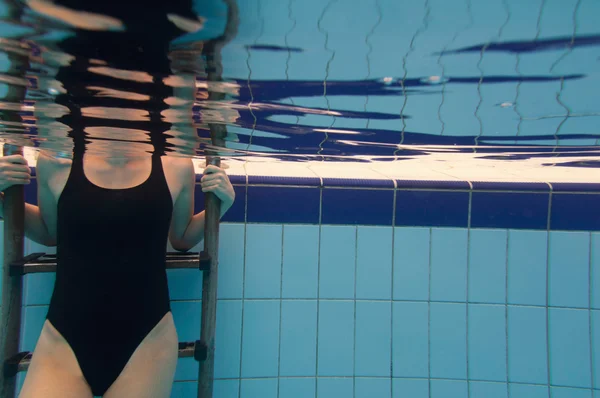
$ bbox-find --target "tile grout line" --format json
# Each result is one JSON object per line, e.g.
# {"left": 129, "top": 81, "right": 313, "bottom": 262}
{"left": 236, "top": 171, "right": 249, "bottom": 398}
{"left": 466, "top": 181, "right": 473, "bottom": 397}
{"left": 545, "top": 185, "right": 553, "bottom": 398}
{"left": 505, "top": 230, "right": 511, "bottom": 397}
{"left": 428, "top": 227, "right": 433, "bottom": 398}
{"left": 276, "top": 225, "right": 285, "bottom": 398}
{"left": 390, "top": 179, "right": 397, "bottom": 398}
{"left": 314, "top": 178, "right": 324, "bottom": 397}
{"left": 187, "top": 375, "right": 600, "bottom": 387}
{"left": 588, "top": 233, "right": 595, "bottom": 392}
{"left": 353, "top": 225, "right": 358, "bottom": 398}
{"left": 34, "top": 297, "right": 598, "bottom": 310}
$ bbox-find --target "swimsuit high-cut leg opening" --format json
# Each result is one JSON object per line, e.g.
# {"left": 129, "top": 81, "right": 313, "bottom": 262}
{"left": 102, "top": 311, "right": 178, "bottom": 398}
{"left": 18, "top": 320, "right": 93, "bottom": 398}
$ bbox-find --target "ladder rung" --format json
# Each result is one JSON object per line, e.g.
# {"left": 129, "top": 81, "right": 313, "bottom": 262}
{"left": 4, "top": 341, "right": 204, "bottom": 377}
{"left": 10, "top": 252, "right": 201, "bottom": 275}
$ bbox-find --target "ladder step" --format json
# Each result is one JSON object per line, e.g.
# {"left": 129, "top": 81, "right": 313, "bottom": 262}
{"left": 4, "top": 341, "right": 206, "bottom": 377}
{"left": 10, "top": 252, "right": 201, "bottom": 275}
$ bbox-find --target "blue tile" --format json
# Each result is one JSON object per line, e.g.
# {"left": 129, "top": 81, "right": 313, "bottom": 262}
{"left": 549, "top": 232, "right": 590, "bottom": 308}
{"left": 245, "top": 224, "right": 282, "bottom": 299}
{"left": 171, "top": 381, "right": 197, "bottom": 398}
{"left": 355, "top": 378, "right": 391, "bottom": 398}
{"left": 248, "top": 175, "right": 320, "bottom": 186}
{"left": 167, "top": 269, "right": 202, "bottom": 301}
{"left": 23, "top": 273, "right": 55, "bottom": 305}
{"left": 279, "top": 378, "right": 316, "bottom": 398}
{"left": 193, "top": 184, "right": 204, "bottom": 214}
{"left": 430, "top": 302, "right": 467, "bottom": 379}
{"left": 214, "top": 300, "right": 243, "bottom": 379}
{"left": 430, "top": 379, "right": 468, "bottom": 398}
{"left": 392, "top": 302, "right": 428, "bottom": 378}
{"left": 171, "top": 301, "right": 201, "bottom": 342}
{"left": 240, "top": 378, "right": 278, "bottom": 398}
{"left": 319, "top": 226, "right": 356, "bottom": 299}
{"left": 217, "top": 223, "right": 245, "bottom": 299}
{"left": 469, "top": 230, "right": 507, "bottom": 304}
{"left": 317, "top": 301, "right": 354, "bottom": 376}
{"left": 430, "top": 228, "right": 468, "bottom": 302}
{"left": 227, "top": 175, "right": 246, "bottom": 185}
{"left": 396, "top": 180, "right": 470, "bottom": 190}
{"left": 549, "top": 308, "right": 592, "bottom": 388}
{"left": 471, "top": 192, "right": 549, "bottom": 229}
{"left": 593, "top": 310, "right": 600, "bottom": 389}
{"left": 507, "top": 306, "right": 548, "bottom": 384}
{"left": 322, "top": 188, "right": 394, "bottom": 225}
{"left": 396, "top": 190, "right": 469, "bottom": 228}
{"left": 195, "top": 184, "right": 246, "bottom": 223}
{"left": 469, "top": 382, "right": 508, "bottom": 398}
{"left": 507, "top": 230, "right": 548, "bottom": 306}
{"left": 241, "top": 300, "right": 280, "bottom": 378}
{"left": 20, "top": 306, "right": 47, "bottom": 352}
{"left": 322, "top": 177, "right": 394, "bottom": 189}
{"left": 247, "top": 186, "right": 320, "bottom": 224}
{"left": 15, "top": 373, "right": 25, "bottom": 398}
{"left": 214, "top": 380, "right": 239, "bottom": 398}
{"left": 355, "top": 301, "right": 391, "bottom": 377}
{"left": 174, "top": 357, "right": 198, "bottom": 382}
{"left": 280, "top": 300, "right": 318, "bottom": 377}
{"left": 393, "top": 227, "right": 430, "bottom": 301}
{"left": 221, "top": 185, "right": 246, "bottom": 223}
{"left": 282, "top": 225, "right": 319, "bottom": 299}
{"left": 550, "top": 387, "right": 593, "bottom": 398}
{"left": 508, "top": 384, "right": 549, "bottom": 398}
{"left": 392, "top": 378, "right": 429, "bottom": 398}
{"left": 317, "top": 378, "right": 353, "bottom": 398}
{"left": 24, "top": 177, "right": 37, "bottom": 205}
{"left": 551, "top": 183, "right": 600, "bottom": 193}
{"left": 25, "top": 238, "right": 55, "bottom": 256}
{"left": 551, "top": 194, "right": 600, "bottom": 231}
{"left": 356, "top": 227, "right": 393, "bottom": 299}
{"left": 468, "top": 304, "right": 507, "bottom": 382}
{"left": 471, "top": 181, "right": 550, "bottom": 192}
{"left": 592, "top": 234, "right": 600, "bottom": 310}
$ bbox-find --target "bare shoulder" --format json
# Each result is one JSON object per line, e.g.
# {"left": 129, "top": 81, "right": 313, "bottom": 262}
{"left": 162, "top": 156, "right": 195, "bottom": 180}
{"left": 36, "top": 151, "right": 71, "bottom": 179}
{"left": 161, "top": 156, "right": 196, "bottom": 202}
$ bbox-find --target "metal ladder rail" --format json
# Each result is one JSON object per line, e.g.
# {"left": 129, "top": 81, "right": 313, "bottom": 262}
{"left": 196, "top": 1, "right": 239, "bottom": 397}
{"left": 0, "top": 2, "right": 31, "bottom": 394}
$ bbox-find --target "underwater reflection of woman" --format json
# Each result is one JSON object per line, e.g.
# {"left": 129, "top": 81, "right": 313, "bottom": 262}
{"left": 0, "top": 0, "right": 233, "bottom": 397}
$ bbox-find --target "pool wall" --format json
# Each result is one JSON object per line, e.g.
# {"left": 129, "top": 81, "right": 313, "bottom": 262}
{"left": 3, "top": 175, "right": 600, "bottom": 398}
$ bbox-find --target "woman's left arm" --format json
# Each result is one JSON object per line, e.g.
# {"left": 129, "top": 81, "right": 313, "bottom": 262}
{"left": 169, "top": 161, "right": 235, "bottom": 252}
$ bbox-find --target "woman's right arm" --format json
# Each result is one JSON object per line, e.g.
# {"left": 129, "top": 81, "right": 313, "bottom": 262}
{"left": 0, "top": 153, "right": 58, "bottom": 246}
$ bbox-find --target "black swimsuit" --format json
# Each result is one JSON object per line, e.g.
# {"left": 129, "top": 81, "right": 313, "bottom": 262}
{"left": 46, "top": 149, "right": 174, "bottom": 396}
{"left": 42, "top": 1, "right": 197, "bottom": 393}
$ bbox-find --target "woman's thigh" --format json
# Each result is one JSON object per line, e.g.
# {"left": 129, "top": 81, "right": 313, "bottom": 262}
{"left": 18, "top": 321, "right": 93, "bottom": 398}
{"left": 103, "top": 312, "right": 179, "bottom": 398}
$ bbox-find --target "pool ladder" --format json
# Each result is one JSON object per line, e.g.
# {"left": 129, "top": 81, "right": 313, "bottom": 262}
{"left": 2, "top": 252, "right": 214, "bottom": 375}
{"left": 0, "top": 149, "right": 223, "bottom": 398}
